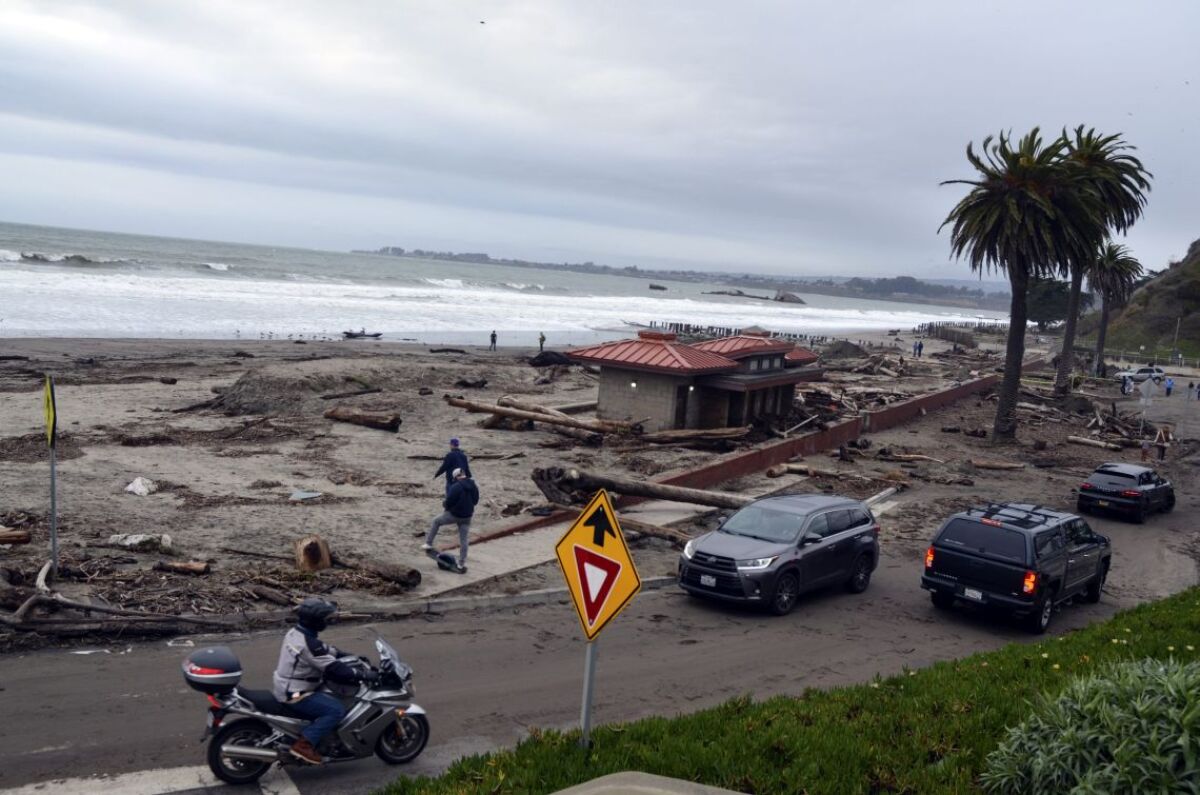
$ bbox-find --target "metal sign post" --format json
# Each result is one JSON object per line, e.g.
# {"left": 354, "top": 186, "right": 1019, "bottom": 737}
{"left": 579, "top": 640, "right": 598, "bottom": 748}
{"left": 43, "top": 375, "right": 58, "bottom": 578}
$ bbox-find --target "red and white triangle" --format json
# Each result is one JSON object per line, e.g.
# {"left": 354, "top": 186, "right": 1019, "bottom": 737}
{"left": 573, "top": 545, "right": 622, "bottom": 627}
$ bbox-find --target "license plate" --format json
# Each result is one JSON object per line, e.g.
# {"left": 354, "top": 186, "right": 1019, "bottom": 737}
{"left": 963, "top": 588, "right": 983, "bottom": 602}
{"left": 1097, "top": 500, "right": 1109, "bottom": 507}
{"left": 700, "top": 574, "right": 716, "bottom": 587}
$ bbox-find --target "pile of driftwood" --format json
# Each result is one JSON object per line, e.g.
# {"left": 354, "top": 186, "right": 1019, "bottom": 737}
{"left": 532, "top": 466, "right": 751, "bottom": 510}
{"left": 445, "top": 395, "right": 752, "bottom": 449}
{"left": 795, "top": 385, "right": 912, "bottom": 422}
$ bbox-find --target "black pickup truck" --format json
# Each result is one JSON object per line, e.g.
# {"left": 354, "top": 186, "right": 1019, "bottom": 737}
{"left": 921, "top": 503, "right": 1111, "bottom": 633}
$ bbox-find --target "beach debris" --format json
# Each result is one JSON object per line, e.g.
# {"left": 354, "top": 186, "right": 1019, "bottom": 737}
{"left": 289, "top": 489, "right": 324, "bottom": 502}
{"left": 158, "top": 377, "right": 178, "bottom": 385}
{"left": 247, "top": 584, "right": 293, "bottom": 606}
{"left": 119, "top": 432, "right": 177, "bottom": 447}
{"left": 528, "top": 350, "right": 573, "bottom": 367}
{"left": 964, "top": 428, "right": 988, "bottom": 438}
{"left": 941, "top": 426, "right": 961, "bottom": 434}
{"left": 108, "top": 533, "right": 173, "bottom": 552}
{"left": 124, "top": 477, "right": 159, "bottom": 496}
{"left": 532, "top": 466, "right": 750, "bottom": 510}
{"left": 636, "top": 426, "right": 752, "bottom": 445}
{"left": 153, "top": 560, "right": 211, "bottom": 576}
{"left": 0, "top": 528, "right": 32, "bottom": 545}
{"left": 293, "top": 534, "right": 333, "bottom": 572}
{"left": 428, "top": 347, "right": 467, "bottom": 354}
{"left": 1067, "top": 435, "right": 1122, "bottom": 451}
{"left": 250, "top": 479, "right": 283, "bottom": 489}
{"left": 323, "top": 406, "right": 402, "bottom": 432}
{"left": 454, "top": 377, "right": 489, "bottom": 389}
{"left": 418, "top": 387, "right": 434, "bottom": 396}
{"left": 968, "top": 459, "right": 1026, "bottom": 471}
{"left": 447, "top": 395, "right": 634, "bottom": 434}
{"left": 331, "top": 552, "right": 421, "bottom": 589}
{"left": 319, "top": 387, "right": 382, "bottom": 400}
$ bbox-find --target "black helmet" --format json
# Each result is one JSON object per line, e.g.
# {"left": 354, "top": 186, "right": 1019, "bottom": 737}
{"left": 296, "top": 597, "right": 338, "bottom": 632}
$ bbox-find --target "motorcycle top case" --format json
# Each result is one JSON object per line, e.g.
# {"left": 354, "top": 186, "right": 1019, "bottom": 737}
{"left": 182, "top": 646, "right": 242, "bottom": 694}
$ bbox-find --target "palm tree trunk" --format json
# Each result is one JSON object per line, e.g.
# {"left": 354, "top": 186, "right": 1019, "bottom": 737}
{"left": 1053, "top": 265, "right": 1085, "bottom": 396}
{"left": 1094, "top": 295, "right": 1110, "bottom": 376}
{"left": 994, "top": 269, "right": 1029, "bottom": 440}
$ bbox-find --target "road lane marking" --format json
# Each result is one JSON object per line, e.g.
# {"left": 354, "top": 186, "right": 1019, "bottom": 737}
{"left": 0, "top": 765, "right": 219, "bottom": 795}
{"left": 259, "top": 767, "right": 302, "bottom": 795}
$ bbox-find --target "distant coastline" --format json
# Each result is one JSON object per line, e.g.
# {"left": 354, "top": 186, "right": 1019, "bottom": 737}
{"left": 354, "top": 246, "right": 1010, "bottom": 312}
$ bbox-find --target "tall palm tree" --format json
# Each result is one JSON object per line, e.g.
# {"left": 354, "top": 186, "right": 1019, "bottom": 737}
{"left": 1089, "top": 241, "right": 1143, "bottom": 375}
{"left": 1052, "top": 128, "right": 1152, "bottom": 396}
{"left": 941, "top": 129, "right": 1102, "bottom": 439}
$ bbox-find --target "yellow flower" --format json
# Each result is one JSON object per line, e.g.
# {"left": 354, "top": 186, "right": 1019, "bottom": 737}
{"left": 1041, "top": 653, "right": 1049, "bottom": 659}
{"left": 1188, "top": 645, "right": 1195, "bottom": 652}
{"left": 1169, "top": 646, "right": 1176, "bottom": 652}
{"left": 1111, "top": 639, "right": 1120, "bottom": 644}
{"left": 1052, "top": 664, "right": 1060, "bottom": 670}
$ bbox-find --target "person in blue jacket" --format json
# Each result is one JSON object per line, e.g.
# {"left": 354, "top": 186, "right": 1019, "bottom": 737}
{"left": 422, "top": 468, "right": 479, "bottom": 573}
{"left": 433, "top": 438, "right": 470, "bottom": 493}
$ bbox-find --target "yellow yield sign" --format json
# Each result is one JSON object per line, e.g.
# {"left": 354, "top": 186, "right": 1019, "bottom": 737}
{"left": 555, "top": 489, "right": 641, "bottom": 641}
{"left": 43, "top": 375, "right": 57, "bottom": 448}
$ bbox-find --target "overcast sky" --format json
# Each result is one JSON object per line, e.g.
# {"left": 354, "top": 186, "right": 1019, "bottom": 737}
{"left": 0, "top": 1, "right": 1196, "bottom": 277}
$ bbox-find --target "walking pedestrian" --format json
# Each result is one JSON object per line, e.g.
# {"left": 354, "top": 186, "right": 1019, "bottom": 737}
{"left": 433, "top": 438, "right": 470, "bottom": 493}
{"left": 489, "top": 330, "right": 497, "bottom": 351}
{"left": 538, "top": 332, "right": 546, "bottom": 353}
{"left": 1165, "top": 376, "right": 1175, "bottom": 397}
{"left": 1141, "top": 439, "right": 1151, "bottom": 462}
{"left": 1188, "top": 381, "right": 1195, "bottom": 402}
{"left": 422, "top": 468, "right": 478, "bottom": 573}
{"left": 1121, "top": 376, "right": 1132, "bottom": 396}
{"left": 912, "top": 340, "right": 919, "bottom": 357}
{"left": 917, "top": 340, "right": 924, "bottom": 358}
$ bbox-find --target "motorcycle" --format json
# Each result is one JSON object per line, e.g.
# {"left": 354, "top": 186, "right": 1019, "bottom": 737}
{"left": 183, "top": 635, "right": 429, "bottom": 785}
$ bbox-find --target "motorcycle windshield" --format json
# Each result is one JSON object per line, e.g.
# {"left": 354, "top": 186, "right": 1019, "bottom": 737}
{"left": 375, "top": 637, "right": 401, "bottom": 667}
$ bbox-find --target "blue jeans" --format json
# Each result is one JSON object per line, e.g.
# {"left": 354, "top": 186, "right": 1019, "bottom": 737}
{"left": 290, "top": 691, "right": 346, "bottom": 746}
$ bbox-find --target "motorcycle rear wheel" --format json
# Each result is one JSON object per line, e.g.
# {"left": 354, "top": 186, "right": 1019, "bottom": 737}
{"left": 207, "top": 719, "right": 274, "bottom": 785}
{"left": 375, "top": 714, "right": 430, "bottom": 764}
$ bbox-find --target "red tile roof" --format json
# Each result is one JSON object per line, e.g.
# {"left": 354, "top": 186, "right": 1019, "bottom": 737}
{"left": 567, "top": 331, "right": 737, "bottom": 374}
{"left": 785, "top": 346, "right": 820, "bottom": 365}
{"left": 691, "top": 333, "right": 795, "bottom": 359}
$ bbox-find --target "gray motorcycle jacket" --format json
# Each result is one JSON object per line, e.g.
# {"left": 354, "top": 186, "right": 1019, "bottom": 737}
{"left": 272, "top": 626, "right": 357, "bottom": 701}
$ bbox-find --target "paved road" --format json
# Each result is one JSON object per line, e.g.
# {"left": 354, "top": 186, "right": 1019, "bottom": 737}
{"left": 4, "top": 499, "right": 1189, "bottom": 795}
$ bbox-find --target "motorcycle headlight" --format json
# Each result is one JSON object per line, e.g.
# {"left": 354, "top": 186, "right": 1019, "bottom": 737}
{"left": 736, "top": 556, "right": 777, "bottom": 571}
{"left": 683, "top": 540, "right": 696, "bottom": 560}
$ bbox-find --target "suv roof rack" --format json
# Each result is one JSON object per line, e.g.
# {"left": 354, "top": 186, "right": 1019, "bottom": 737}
{"left": 964, "top": 502, "right": 1065, "bottom": 530}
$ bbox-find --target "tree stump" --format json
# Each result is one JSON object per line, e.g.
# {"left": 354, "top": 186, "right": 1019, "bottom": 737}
{"left": 294, "top": 534, "right": 333, "bottom": 572}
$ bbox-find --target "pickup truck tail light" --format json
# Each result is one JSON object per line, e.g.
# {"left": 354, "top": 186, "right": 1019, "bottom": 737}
{"left": 1022, "top": 571, "right": 1037, "bottom": 594}
{"left": 924, "top": 546, "right": 934, "bottom": 568}
{"left": 1121, "top": 489, "right": 1141, "bottom": 498}
{"left": 1080, "top": 482, "right": 1093, "bottom": 490}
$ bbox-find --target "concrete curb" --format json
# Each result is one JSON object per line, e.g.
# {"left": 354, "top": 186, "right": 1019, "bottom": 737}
{"left": 344, "top": 575, "right": 678, "bottom": 618}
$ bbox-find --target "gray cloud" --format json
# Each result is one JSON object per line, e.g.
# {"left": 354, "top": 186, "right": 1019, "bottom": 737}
{"left": 0, "top": 0, "right": 1196, "bottom": 276}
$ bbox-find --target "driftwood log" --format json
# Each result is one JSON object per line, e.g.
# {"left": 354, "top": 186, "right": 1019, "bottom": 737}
{"left": 331, "top": 553, "right": 421, "bottom": 589}
{"left": 636, "top": 426, "right": 751, "bottom": 444}
{"left": 320, "top": 387, "right": 382, "bottom": 400}
{"left": 1067, "top": 435, "right": 1122, "bottom": 451}
{"left": 0, "top": 529, "right": 32, "bottom": 545}
{"left": 969, "top": 459, "right": 1026, "bottom": 471}
{"left": 446, "top": 395, "right": 633, "bottom": 434}
{"left": 532, "top": 466, "right": 751, "bottom": 510}
{"left": 549, "top": 400, "right": 599, "bottom": 414}
{"left": 153, "top": 560, "right": 211, "bottom": 576}
{"left": 765, "top": 463, "right": 904, "bottom": 484}
{"left": 323, "top": 406, "right": 402, "bottom": 432}
{"left": 248, "top": 584, "right": 294, "bottom": 606}
{"left": 550, "top": 503, "right": 692, "bottom": 547}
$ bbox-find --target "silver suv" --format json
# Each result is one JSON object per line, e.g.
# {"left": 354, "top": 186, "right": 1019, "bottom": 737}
{"left": 678, "top": 494, "right": 880, "bottom": 615}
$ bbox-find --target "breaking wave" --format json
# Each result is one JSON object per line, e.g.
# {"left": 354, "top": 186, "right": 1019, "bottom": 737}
{"left": 204, "top": 262, "right": 233, "bottom": 272}
{"left": 0, "top": 249, "right": 20, "bottom": 262}
{"left": 16, "top": 251, "right": 127, "bottom": 265}
{"left": 422, "top": 277, "right": 466, "bottom": 288}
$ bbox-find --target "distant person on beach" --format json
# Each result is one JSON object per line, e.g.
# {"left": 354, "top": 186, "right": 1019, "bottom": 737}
{"left": 912, "top": 340, "right": 919, "bottom": 357}
{"left": 1188, "top": 381, "right": 1195, "bottom": 402}
{"left": 422, "top": 468, "right": 478, "bottom": 573}
{"left": 1122, "top": 376, "right": 1133, "bottom": 395}
{"left": 489, "top": 330, "right": 497, "bottom": 351}
{"left": 433, "top": 438, "right": 470, "bottom": 493}
{"left": 538, "top": 332, "right": 546, "bottom": 352}
{"left": 1165, "top": 376, "right": 1175, "bottom": 397}
{"left": 917, "top": 340, "right": 924, "bottom": 358}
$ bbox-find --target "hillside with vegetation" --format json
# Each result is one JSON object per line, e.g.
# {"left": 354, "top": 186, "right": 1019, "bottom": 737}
{"left": 1084, "top": 238, "right": 1200, "bottom": 358}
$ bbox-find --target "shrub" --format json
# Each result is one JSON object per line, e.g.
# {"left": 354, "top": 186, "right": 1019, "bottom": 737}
{"left": 981, "top": 658, "right": 1200, "bottom": 794}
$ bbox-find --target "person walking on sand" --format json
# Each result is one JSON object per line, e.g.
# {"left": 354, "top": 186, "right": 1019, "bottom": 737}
{"left": 1165, "top": 376, "right": 1175, "bottom": 397}
{"left": 433, "top": 438, "right": 470, "bottom": 493}
{"left": 489, "top": 330, "right": 497, "bottom": 351}
{"left": 912, "top": 340, "right": 919, "bottom": 357}
{"left": 538, "top": 332, "right": 546, "bottom": 353}
{"left": 1188, "top": 381, "right": 1195, "bottom": 402}
{"left": 422, "top": 468, "right": 478, "bottom": 573}
{"left": 917, "top": 340, "right": 924, "bottom": 358}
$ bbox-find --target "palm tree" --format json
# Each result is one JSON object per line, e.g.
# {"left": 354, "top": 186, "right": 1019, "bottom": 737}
{"left": 941, "top": 129, "right": 1102, "bottom": 439}
{"left": 1089, "top": 241, "right": 1143, "bottom": 375}
{"left": 1052, "top": 128, "right": 1151, "bottom": 396}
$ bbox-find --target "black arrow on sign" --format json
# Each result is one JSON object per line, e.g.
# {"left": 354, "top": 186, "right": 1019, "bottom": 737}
{"left": 584, "top": 503, "right": 616, "bottom": 548}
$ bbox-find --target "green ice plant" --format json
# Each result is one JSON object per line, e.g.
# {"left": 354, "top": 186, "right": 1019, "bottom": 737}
{"left": 981, "top": 658, "right": 1200, "bottom": 794}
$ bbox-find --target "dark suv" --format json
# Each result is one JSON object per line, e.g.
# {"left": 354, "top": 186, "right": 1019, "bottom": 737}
{"left": 1077, "top": 462, "right": 1175, "bottom": 523}
{"left": 678, "top": 494, "right": 879, "bottom": 615}
{"left": 921, "top": 503, "right": 1111, "bottom": 633}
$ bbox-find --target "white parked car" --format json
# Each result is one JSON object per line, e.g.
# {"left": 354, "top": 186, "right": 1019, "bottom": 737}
{"left": 1114, "top": 366, "right": 1164, "bottom": 384}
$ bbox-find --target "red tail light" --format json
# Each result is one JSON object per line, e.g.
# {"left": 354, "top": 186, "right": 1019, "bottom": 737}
{"left": 1080, "top": 482, "right": 1093, "bottom": 490}
{"left": 1022, "top": 571, "right": 1037, "bottom": 594}
{"left": 925, "top": 547, "right": 934, "bottom": 568}
{"left": 206, "top": 694, "right": 222, "bottom": 708}
{"left": 186, "top": 663, "right": 227, "bottom": 676}
{"left": 1121, "top": 489, "right": 1141, "bottom": 498}
{"left": 873, "top": 524, "right": 880, "bottom": 538}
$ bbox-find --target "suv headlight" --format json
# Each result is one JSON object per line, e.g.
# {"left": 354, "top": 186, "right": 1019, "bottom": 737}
{"left": 683, "top": 540, "right": 696, "bottom": 560}
{"left": 736, "top": 556, "right": 777, "bottom": 571}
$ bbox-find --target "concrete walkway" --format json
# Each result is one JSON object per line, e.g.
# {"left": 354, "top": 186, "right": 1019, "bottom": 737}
{"left": 554, "top": 772, "right": 743, "bottom": 795}
{"left": 406, "top": 474, "right": 809, "bottom": 601}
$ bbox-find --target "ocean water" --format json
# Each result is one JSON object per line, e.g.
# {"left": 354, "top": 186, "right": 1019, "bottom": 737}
{"left": 0, "top": 222, "right": 1005, "bottom": 345}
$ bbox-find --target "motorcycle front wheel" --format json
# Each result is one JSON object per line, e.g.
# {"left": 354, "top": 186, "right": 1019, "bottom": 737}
{"left": 375, "top": 714, "right": 430, "bottom": 764}
{"left": 207, "top": 719, "right": 274, "bottom": 785}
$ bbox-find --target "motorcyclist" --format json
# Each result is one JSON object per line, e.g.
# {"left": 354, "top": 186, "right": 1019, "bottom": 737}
{"left": 272, "top": 597, "right": 372, "bottom": 764}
